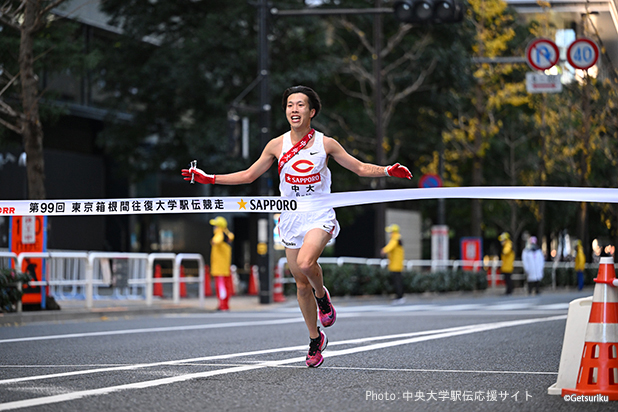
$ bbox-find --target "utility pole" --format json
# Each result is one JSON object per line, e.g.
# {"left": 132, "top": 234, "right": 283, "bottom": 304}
{"left": 257, "top": 0, "right": 273, "bottom": 304}
{"left": 373, "top": 0, "right": 386, "bottom": 256}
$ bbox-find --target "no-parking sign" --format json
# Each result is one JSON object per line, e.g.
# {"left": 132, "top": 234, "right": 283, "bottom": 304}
{"left": 525, "top": 38, "right": 560, "bottom": 71}
{"left": 567, "top": 38, "right": 599, "bottom": 70}
{"left": 419, "top": 174, "right": 442, "bottom": 188}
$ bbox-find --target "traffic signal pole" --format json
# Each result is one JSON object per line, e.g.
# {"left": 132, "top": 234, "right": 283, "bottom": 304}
{"left": 258, "top": 0, "right": 273, "bottom": 304}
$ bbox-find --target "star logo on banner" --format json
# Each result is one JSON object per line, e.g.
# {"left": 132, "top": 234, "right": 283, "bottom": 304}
{"left": 238, "top": 199, "right": 247, "bottom": 210}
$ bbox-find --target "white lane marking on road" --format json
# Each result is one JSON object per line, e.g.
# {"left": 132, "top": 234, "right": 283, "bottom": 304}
{"left": 487, "top": 301, "right": 534, "bottom": 310}
{"left": 0, "top": 324, "right": 482, "bottom": 385}
{"left": 269, "top": 364, "right": 559, "bottom": 375}
{"left": 0, "top": 315, "right": 566, "bottom": 411}
{"left": 536, "top": 303, "right": 570, "bottom": 310}
{"left": 321, "top": 316, "right": 566, "bottom": 359}
{"left": 432, "top": 304, "right": 485, "bottom": 311}
{"left": 0, "top": 365, "right": 132, "bottom": 368}
{"left": 104, "top": 361, "right": 560, "bottom": 376}
{"left": 0, "top": 317, "right": 306, "bottom": 344}
{"left": 272, "top": 302, "right": 569, "bottom": 314}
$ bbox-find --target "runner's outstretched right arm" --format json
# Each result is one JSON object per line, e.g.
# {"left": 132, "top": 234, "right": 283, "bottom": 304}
{"left": 181, "top": 138, "right": 280, "bottom": 185}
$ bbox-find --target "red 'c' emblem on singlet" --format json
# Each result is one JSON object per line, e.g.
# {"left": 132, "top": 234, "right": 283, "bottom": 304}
{"left": 291, "top": 159, "right": 314, "bottom": 173}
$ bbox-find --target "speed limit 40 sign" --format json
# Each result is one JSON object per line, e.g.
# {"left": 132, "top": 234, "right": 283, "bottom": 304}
{"left": 567, "top": 38, "right": 599, "bottom": 70}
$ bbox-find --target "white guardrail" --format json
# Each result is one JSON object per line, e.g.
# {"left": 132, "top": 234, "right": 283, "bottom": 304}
{"left": 0, "top": 250, "right": 206, "bottom": 312}
{"left": 276, "top": 256, "right": 597, "bottom": 290}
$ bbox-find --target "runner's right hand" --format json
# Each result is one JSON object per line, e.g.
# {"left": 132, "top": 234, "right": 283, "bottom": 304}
{"left": 181, "top": 167, "right": 215, "bottom": 184}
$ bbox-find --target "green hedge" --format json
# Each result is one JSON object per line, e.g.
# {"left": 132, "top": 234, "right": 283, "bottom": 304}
{"left": 284, "top": 264, "right": 488, "bottom": 297}
{"left": 541, "top": 267, "right": 597, "bottom": 288}
{"left": 0, "top": 268, "right": 31, "bottom": 313}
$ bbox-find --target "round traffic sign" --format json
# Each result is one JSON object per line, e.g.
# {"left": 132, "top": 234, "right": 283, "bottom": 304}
{"left": 567, "top": 38, "right": 599, "bottom": 70}
{"left": 419, "top": 174, "right": 442, "bottom": 188}
{"left": 525, "top": 38, "right": 560, "bottom": 71}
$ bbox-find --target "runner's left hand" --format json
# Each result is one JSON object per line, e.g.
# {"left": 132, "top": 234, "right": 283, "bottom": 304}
{"left": 385, "top": 163, "right": 412, "bottom": 180}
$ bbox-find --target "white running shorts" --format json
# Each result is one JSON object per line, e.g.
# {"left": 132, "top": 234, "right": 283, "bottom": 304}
{"left": 278, "top": 208, "right": 340, "bottom": 249}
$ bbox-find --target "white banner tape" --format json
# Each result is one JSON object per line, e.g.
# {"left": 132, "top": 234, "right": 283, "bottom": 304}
{"left": 0, "top": 186, "right": 617, "bottom": 217}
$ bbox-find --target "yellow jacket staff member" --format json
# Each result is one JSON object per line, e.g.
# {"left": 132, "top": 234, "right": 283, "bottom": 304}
{"left": 381, "top": 224, "right": 405, "bottom": 302}
{"left": 210, "top": 216, "right": 234, "bottom": 311}
{"left": 499, "top": 232, "right": 515, "bottom": 295}
{"left": 575, "top": 240, "right": 585, "bottom": 291}
{"left": 382, "top": 225, "right": 404, "bottom": 272}
{"left": 210, "top": 216, "right": 234, "bottom": 276}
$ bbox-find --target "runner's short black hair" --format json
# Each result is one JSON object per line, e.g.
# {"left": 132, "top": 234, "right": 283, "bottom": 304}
{"left": 281, "top": 85, "right": 321, "bottom": 118}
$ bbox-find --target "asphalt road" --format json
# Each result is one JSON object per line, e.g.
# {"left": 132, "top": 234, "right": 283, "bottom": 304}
{"left": 0, "top": 291, "right": 615, "bottom": 411}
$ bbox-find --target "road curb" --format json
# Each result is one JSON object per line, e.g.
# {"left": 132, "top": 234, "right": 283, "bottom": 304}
{"left": 0, "top": 306, "right": 212, "bottom": 326}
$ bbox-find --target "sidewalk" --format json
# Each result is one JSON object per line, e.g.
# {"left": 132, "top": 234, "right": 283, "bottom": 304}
{"left": 0, "top": 286, "right": 591, "bottom": 326}
{"left": 0, "top": 295, "right": 294, "bottom": 326}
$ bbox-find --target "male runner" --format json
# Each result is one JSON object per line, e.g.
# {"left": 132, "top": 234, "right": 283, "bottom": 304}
{"left": 182, "top": 85, "right": 412, "bottom": 367}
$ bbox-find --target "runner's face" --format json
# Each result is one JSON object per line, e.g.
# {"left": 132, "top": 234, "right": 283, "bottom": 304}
{"left": 286, "top": 93, "right": 315, "bottom": 129}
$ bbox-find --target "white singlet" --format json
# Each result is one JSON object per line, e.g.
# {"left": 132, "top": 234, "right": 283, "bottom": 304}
{"left": 277, "top": 130, "right": 340, "bottom": 249}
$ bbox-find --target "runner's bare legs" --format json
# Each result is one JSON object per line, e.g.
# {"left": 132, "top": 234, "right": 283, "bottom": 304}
{"left": 285, "top": 228, "right": 332, "bottom": 339}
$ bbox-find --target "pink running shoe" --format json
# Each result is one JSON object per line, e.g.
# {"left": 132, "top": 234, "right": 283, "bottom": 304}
{"left": 306, "top": 328, "right": 328, "bottom": 368}
{"left": 315, "top": 286, "right": 336, "bottom": 327}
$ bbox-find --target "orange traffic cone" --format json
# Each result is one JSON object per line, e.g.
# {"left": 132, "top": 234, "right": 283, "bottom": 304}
{"left": 204, "top": 265, "right": 213, "bottom": 296}
{"left": 562, "top": 256, "right": 618, "bottom": 401}
{"left": 273, "top": 264, "right": 286, "bottom": 303}
{"left": 247, "top": 265, "right": 258, "bottom": 296}
{"left": 180, "top": 265, "right": 187, "bottom": 298}
{"left": 153, "top": 264, "right": 163, "bottom": 297}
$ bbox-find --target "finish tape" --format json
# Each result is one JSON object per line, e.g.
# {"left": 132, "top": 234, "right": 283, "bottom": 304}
{"left": 0, "top": 186, "right": 617, "bottom": 217}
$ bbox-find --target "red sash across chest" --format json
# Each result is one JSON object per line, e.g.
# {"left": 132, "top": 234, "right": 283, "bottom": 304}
{"left": 278, "top": 129, "right": 315, "bottom": 175}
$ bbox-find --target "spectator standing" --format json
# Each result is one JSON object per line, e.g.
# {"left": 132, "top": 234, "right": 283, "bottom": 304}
{"left": 522, "top": 236, "right": 544, "bottom": 295}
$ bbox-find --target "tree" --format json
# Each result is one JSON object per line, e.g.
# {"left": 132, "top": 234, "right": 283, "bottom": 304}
{"left": 96, "top": 1, "right": 339, "bottom": 188}
{"left": 0, "top": 0, "right": 76, "bottom": 199}
{"left": 441, "top": 0, "right": 529, "bottom": 237}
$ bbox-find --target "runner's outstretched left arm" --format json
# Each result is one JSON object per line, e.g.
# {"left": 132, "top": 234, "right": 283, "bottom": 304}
{"left": 325, "top": 137, "right": 412, "bottom": 179}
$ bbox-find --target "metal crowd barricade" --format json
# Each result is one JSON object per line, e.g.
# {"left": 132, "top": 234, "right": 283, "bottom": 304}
{"left": 46, "top": 251, "right": 89, "bottom": 300}
{"left": 127, "top": 256, "right": 148, "bottom": 299}
{"left": 15, "top": 251, "right": 90, "bottom": 309}
{"left": 145, "top": 253, "right": 177, "bottom": 306}
{"left": 48, "top": 252, "right": 88, "bottom": 300}
{"left": 174, "top": 253, "right": 205, "bottom": 307}
{"left": 0, "top": 251, "right": 18, "bottom": 270}
{"left": 1, "top": 249, "right": 600, "bottom": 313}
{"left": 87, "top": 252, "right": 149, "bottom": 308}
{"left": 2, "top": 250, "right": 207, "bottom": 312}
